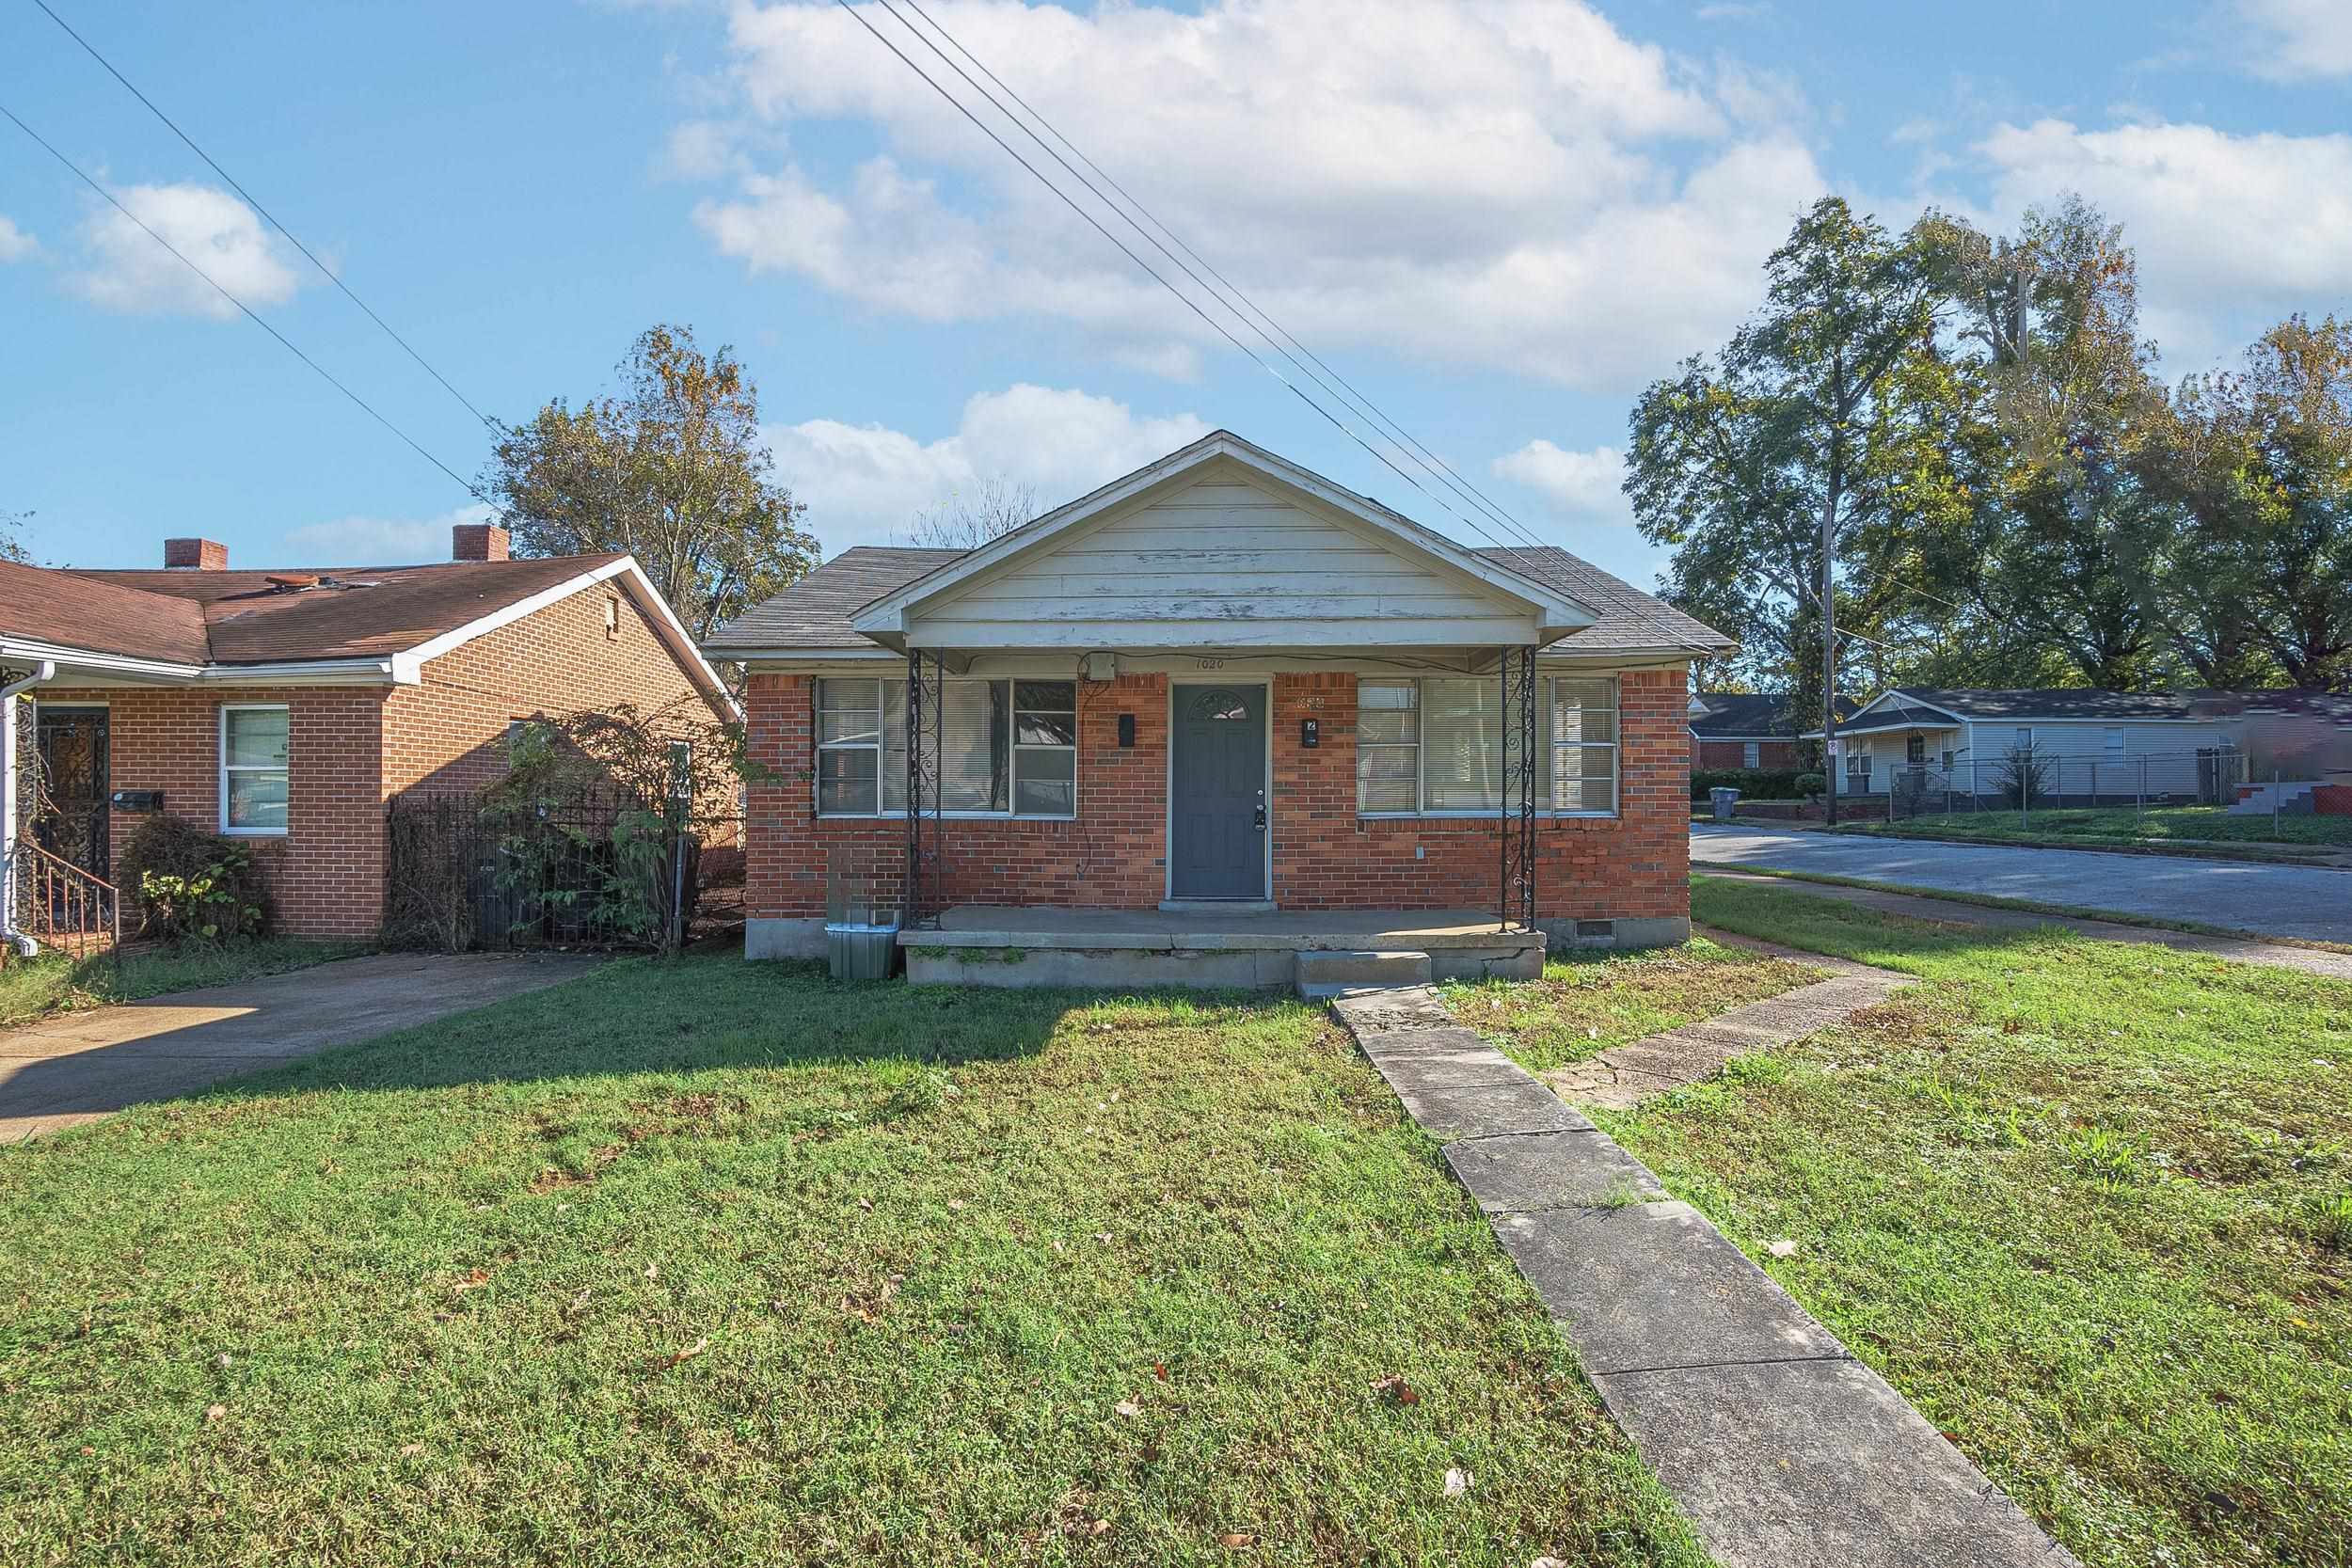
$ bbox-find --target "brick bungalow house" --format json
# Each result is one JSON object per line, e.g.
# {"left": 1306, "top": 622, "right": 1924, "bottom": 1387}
{"left": 0, "top": 523, "right": 733, "bottom": 940}
{"left": 706, "top": 433, "right": 1733, "bottom": 980}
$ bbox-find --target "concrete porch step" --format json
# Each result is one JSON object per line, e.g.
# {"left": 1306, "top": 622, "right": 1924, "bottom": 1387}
{"left": 1296, "top": 948, "right": 1432, "bottom": 1000}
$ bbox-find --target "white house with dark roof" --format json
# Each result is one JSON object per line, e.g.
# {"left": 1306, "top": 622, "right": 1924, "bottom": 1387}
{"left": 1805, "top": 687, "right": 2346, "bottom": 803}
{"left": 704, "top": 431, "right": 1735, "bottom": 985}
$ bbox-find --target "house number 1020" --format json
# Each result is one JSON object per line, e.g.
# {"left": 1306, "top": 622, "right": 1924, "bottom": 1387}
{"left": 1195, "top": 657, "right": 1225, "bottom": 669}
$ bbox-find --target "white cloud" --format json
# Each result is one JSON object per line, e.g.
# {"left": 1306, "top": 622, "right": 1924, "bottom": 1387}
{"left": 72, "top": 182, "right": 302, "bottom": 318}
{"left": 0, "top": 216, "right": 37, "bottom": 262}
{"left": 283, "top": 503, "right": 493, "bottom": 565}
{"left": 688, "top": 0, "right": 1826, "bottom": 388}
{"left": 1110, "top": 341, "right": 1204, "bottom": 382}
{"left": 1491, "top": 439, "right": 1630, "bottom": 523}
{"left": 768, "top": 384, "right": 1209, "bottom": 549}
{"left": 1976, "top": 119, "right": 2352, "bottom": 361}
{"left": 2230, "top": 0, "right": 2352, "bottom": 80}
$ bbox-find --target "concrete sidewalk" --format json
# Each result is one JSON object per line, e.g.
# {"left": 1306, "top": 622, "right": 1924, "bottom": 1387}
{"left": 0, "top": 952, "right": 599, "bottom": 1143}
{"left": 1329, "top": 984, "right": 2078, "bottom": 1568}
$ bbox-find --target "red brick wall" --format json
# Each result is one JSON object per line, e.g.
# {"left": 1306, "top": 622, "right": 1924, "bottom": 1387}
{"left": 384, "top": 580, "right": 724, "bottom": 799}
{"left": 43, "top": 684, "right": 389, "bottom": 939}
{"left": 1269, "top": 669, "right": 1690, "bottom": 922}
{"left": 1694, "top": 737, "right": 1801, "bottom": 770}
{"left": 2316, "top": 784, "right": 2351, "bottom": 816}
{"left": 742, "top": 665, "right": 1691, "bottom": 926}
{"left": 42, "top": 578, "right": 731, "bottom": 941}
{"left": 742, "top": 672, "right": 1168, "bottom": 916}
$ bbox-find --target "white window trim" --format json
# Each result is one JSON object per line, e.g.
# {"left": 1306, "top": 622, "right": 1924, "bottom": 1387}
{"left": 218, "top": 703, "right": 290, "bottom": 838}
{"left": 813, "top": 676, "right": 1078, "bottom": 821}
{"left": 1356, "top": 675, "right": 1620, "bottom": 820}
{"left": 1741, "top": 740, "right": 1761, "bottom": 768}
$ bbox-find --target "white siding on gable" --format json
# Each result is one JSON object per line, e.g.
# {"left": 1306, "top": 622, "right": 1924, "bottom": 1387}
{"left": 907, "top": 476, "right": 1544, "bottom": 649}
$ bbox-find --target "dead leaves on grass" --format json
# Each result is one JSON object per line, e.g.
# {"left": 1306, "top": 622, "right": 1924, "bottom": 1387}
{"left": 1369, "top": 1373, "right": 1421, "bottom": 1406}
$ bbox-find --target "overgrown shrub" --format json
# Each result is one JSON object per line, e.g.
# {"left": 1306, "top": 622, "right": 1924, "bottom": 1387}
{"left": 1795, "top": 771, "right": 1827, "bottom": 797}
{"left": 1691, "top": 768, "right": 1808, "bottom": 801}
{"left": 116, "top": 816, "right": 272, "bottom": 942}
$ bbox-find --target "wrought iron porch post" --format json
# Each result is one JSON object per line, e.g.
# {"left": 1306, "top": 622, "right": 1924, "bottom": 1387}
{"left": 1498, "top": 647, "right": 1538, "bottom": 934}
{"left": 903, "top": 650, "right": 946, "bottom": 930}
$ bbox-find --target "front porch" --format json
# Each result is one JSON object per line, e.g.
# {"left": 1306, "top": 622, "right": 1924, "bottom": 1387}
{"left": 899, "top": 904, "right": 1547, "bottom": 993}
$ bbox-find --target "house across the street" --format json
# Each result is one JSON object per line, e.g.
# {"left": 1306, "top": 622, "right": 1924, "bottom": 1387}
{"left": 1809, "top": 687, "right": 2352, "bottom": 809}
{"left": 0, "top": 524, "right": 734, "bottom": 939}
{"left": 707, "top": 431, "right": 1734, "bottom": 986}
{"left": 1688, "top": 691, "right": 1857, "bottom": 770}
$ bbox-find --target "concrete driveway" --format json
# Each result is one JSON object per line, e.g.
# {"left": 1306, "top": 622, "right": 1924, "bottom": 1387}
{"left": 0, "top": 952, "right": 599, "bottom": 1143}
{"left": 1691, "top": 823, "right": 2352, "bottom": 944}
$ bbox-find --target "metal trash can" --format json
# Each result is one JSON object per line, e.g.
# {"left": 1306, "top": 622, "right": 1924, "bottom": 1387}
{"left": 1709, "top": 786, "right": 1740, "bottom": 822}
{"left": 826, "top": 921, "right": 899, "bottom": 981}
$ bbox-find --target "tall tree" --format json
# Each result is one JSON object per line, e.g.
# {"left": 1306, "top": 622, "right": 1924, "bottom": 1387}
{"left": 1915, "top": 198, "right": 2172, "bottom": 689}
{"left": 2165, "top": 316, "right": 2352, "bottom": 689}
{"left": 485, "top": 325, "right": 819, "bottom": 640}
{"left": 1627, "top": 197, "right": 1948, "bottom": 741}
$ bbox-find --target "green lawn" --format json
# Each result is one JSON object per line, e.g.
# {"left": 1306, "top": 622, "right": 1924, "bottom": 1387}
{"left": 0, "top": 953, "right": 1704, "bottom": 1567}
{"left": 1595, "top": 876, "right": 2350, "bottom": 1568}
{"left": 1846, "top": 802, "right": 2352, "bottom": 849}
{"left": 1440, "top": 937, "right": 1824, "bottom": 1074}
{"left": 0, "top": 938, "right": 368, "bottom": 1029}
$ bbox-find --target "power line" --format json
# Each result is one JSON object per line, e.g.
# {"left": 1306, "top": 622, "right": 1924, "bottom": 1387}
{"left": 2, "top": 100, "right": 488, "bottom": 503}
{"left": 829, "top": 0, "right": 1525, "bottom": 552}
{"left": 29, "top": 0, "right": 501, "bottom": 433}
{"left": 882, "top": 0, "right": 1551, "bottom": 554}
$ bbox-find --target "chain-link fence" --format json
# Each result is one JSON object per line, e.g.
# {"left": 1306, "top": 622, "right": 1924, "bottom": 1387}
{"left": 1844, "top": 745, "right": 2258, "bottom": 825}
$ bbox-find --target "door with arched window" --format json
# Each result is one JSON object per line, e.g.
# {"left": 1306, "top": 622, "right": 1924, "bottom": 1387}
{"left": 1169, "top": 684, "right": 1265, "bottom": 900}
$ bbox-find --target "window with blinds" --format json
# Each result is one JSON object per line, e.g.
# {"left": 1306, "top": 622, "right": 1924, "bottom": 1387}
{"left": 817, "top": 677, "right": 1073, "bottom": 817}
{"left": 1357, "top": 674, "right": 1618, "bottom": 816}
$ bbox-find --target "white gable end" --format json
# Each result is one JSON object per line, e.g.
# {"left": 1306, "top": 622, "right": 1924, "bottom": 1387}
{"left": 899, "top": 466, "right": 1565, "bottom": 651}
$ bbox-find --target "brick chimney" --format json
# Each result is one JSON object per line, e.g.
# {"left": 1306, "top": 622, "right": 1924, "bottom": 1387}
{"left": 165, "top": 537, "right": 229, "bottom": 570}
{"left": 452, "top": 522, "right": 511, "bottom": 562}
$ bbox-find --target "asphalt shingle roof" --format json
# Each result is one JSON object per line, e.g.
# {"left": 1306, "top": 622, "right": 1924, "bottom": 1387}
{"left": 0, "top": 555, "right": 633, "bottom": 668}
{"left": 1689, "top": 691, "right": 1862, "bottom": 738}
{"left": 703, "top": 543, "right": 1734, "bottom": 658}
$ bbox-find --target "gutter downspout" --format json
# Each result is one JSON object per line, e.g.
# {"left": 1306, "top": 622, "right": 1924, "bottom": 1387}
{"left": 2, "top": 661, "right": 56, "bottom": 955}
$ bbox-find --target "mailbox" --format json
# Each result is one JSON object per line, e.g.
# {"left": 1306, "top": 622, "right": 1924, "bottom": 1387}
{"left": 1300, "top": 717, "right": 1320, "bottom": 749}
{"left": 110, "top": 789, "right": 164, "bottom": 813}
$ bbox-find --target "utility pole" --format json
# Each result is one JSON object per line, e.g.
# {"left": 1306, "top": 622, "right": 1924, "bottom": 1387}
{"left": 1820, "top": 485, "right": 1840, "bottom": 828}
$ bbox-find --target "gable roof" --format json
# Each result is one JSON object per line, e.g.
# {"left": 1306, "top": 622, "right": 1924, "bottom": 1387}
{"left": 706, "top": 542, "right": 1735, "bottom": 661}
{"left": 842, "top": 432, "right": 1599, "bottom": 645}
{"left": 0, "top": 559, "right": 211, "bottom": 665}
{"left": 704, "top": 546, "right": 963, "bottom": 656}
{"left": 72, "top": 556, "right": 628, "bottom": 665}
{"left": 1866, "top": 689, "right": 2240, "bottom": 722}
{"left": 706, "top": 435, "right": 1735, "bottom": 661}
{"left": 1478, "top": 547, "right": 1732, "bottom": 657}
{"left": 1685, "top": 691, "right": 1862, "bottom": 738}
{"left": 0, "top": 552, "right": 731, "bottom": 708}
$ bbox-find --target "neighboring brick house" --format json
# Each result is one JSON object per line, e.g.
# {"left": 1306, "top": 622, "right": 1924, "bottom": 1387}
{"left": 706, "top": 432, "right": 1733, "bottom": 971}
{"left": 1687, "top": 691, "right": 1856, "bottom": 770}
{"left": 0, "top": 524, "right": 733, "bottom": 938}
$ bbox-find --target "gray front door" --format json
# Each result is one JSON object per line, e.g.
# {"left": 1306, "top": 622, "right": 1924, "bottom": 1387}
{"left": 1170, "top": 684, "right": 1266, "bottom": 899}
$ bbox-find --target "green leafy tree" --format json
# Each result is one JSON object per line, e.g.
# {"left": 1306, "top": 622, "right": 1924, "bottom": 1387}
{"left": 2165, "top": 316, "right": 2352, "bottom": 689}
{"left": 1915, "top": 198, "right": 2173, "bottom": 689}
{"left": 1627, "top": 197, "right": 1950, "bottom": 743}
{"left": 485, "top": 325, "right": 819, "bottom": 641}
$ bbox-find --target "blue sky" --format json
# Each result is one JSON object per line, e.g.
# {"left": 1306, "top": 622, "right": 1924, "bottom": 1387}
{"left": 2, "top": 0, "right": 2346, "bottom": 591}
